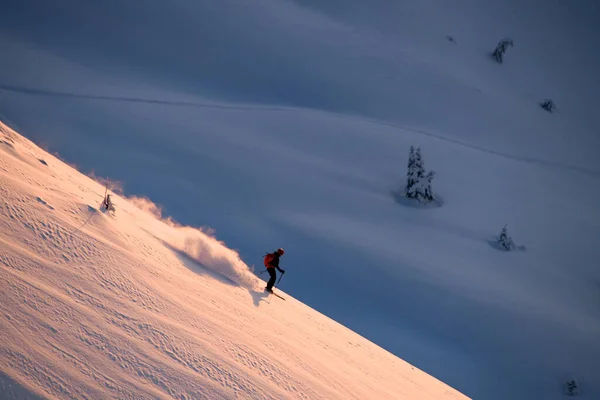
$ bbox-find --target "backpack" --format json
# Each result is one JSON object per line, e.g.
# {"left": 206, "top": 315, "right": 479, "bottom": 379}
{"left": 263, "top": 253, "right": 275, "bottom": 268}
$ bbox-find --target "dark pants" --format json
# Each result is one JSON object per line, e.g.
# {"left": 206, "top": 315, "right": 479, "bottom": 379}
{"left": 266, "top": 268, "right": 277, "bottom": 290}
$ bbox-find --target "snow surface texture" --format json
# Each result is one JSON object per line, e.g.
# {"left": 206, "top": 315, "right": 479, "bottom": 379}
{"left": 1, "top": 1, "right": 600, "bottom": 399}
{"left": 0, "top": 123, "right": 467, "bottom": 399}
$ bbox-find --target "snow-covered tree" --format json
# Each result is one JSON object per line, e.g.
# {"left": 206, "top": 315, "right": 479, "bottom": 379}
{"left": 405, "top": 147, "right": 435, "bottom": 204}
{"left": 565, "top": 379, "right": 579, "bottom": 396}
{"left": 540, "top": 99, "right": 556, "bottom": 113}
{"left": 422, "top": 170, "right": 435, "bottom": 203}
{"left": 405, "top": 146, "right": 418, "bottom": 193}
{"left": 492, "top": 38, "right": 513, "bottom": 64}
{"left": 414, "top": 147, "right": 424, "bottom": 176}
{"left": 497, "top": 225, "right": 515, "bottom": 251}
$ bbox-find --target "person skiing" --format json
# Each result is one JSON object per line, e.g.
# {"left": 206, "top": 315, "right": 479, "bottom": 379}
{"left": 263, "top": 248, "right": 285, "bottom": 293}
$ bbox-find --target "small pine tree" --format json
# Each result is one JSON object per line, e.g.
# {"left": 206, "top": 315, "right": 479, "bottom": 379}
{"left": 405, "top": 146, "right": 418, "bottom": 193}
{"left": 540, "top": 99, "right": 556, "bottom": 113}
{"left": 423, "top": 170, "right": 435, "bottom": 203}
{"left": 497, "top": 225, "right": 515, "bottom": 251}
{"left": 405, "top": 147, "right": 435, "bottom": 204}
{"left": 492, "top": 38, "right": 514, "bottom": 64}
{"left": 565, "top": 379, "right": 579, "bottom": 396}
{"left": 414, "top": 147, "right": 424, "bottom": 176}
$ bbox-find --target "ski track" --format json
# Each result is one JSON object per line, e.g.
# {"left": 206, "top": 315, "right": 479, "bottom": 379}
{"left": 0, "top": 124, "right": 467, "bottom": 399}
{"left": 1, "top": 83, "right": 596, "bottom": 180}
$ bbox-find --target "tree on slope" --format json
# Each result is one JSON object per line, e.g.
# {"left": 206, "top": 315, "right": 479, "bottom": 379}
{"left": 492, "top": 38, "right": 513, "bottom": 64}
{"left": 422, "top": 170, "right": 435, "bottom": 203}
{"left": 540, "top": 99, "right": 556, "bottom": 113}
{"left": 405, "top": 146, "right": 418, "bottom": 193}
{"left": 565, "top": 379, "right": 579, "bottom": 396}
{"left": 497, "top": 225, "right": 515, "bottom": 251}
{"left": 405, "top": 147, "right": 435, "bottom": 204}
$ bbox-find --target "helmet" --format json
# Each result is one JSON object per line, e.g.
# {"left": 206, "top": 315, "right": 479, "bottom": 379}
{"left": 276, "top": 248, "right": 285, "bottom": 255}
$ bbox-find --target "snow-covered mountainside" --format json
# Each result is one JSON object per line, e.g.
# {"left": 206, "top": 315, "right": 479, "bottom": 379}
{"left": 1, "top": 1, "right": 599, "bottom": 399}
{"left": 0, "top": 122, "right": 467, "bottom": 399}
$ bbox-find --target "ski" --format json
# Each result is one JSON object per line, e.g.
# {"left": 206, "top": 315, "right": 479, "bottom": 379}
{"left": 265, "top": 289, "right": 286, "bottom": 301}
{"left": 271, "top": 292, "right": 286, "bottom": 301}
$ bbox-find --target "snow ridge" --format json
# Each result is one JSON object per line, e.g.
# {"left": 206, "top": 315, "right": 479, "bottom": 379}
{"left": 0, "top": 121, "right": 466, "bottom": 399}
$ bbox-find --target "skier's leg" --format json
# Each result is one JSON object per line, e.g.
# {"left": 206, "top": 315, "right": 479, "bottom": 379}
{"left": 266, "top": 268, "right": 276, "bottom": 290}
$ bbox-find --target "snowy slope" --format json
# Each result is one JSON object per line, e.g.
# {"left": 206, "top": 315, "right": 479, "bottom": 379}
{"left": 0, "top": 122, "right": 467, "bottom": 399}
{"left": 1, "top": 1, "right": 600, "bottom": 399}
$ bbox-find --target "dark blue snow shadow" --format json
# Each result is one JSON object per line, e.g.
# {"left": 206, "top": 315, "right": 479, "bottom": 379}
{"left": 38, "top": 158, "right": 48, "bottom": 166}
{"left": 0, "top": 370, "right": 44, "bottom": 399}
{"left": 391, "top": 190, "right": 444, "bottom": 209}
{"left": 87, "top": 205, "right": 97, "bottom": 213}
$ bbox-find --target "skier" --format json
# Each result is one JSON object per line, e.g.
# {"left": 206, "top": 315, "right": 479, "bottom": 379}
{"left": 263, "top": 248, "right": 285, "bottom": 293}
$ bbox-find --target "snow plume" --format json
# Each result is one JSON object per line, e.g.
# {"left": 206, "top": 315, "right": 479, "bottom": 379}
{"left": 167, "top": 224, "right": 260, "bottom": 290}
{"left": 128, "top": 195, "right": 260, "bottom": 290}
{"left": 128, "top": 195, "right": 164, "bottom": 219}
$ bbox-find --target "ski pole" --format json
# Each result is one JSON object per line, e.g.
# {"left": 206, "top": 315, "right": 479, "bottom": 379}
{"left": 276, "top": 271, "right": 284, "bottom": 285}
